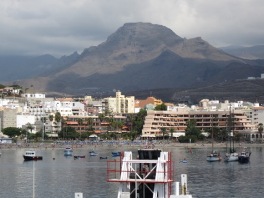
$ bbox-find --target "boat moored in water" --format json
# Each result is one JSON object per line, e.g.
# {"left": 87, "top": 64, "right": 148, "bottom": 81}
{"left": 206, "top": 151, "right": 221, "bottom": 162}
{"left": 225, "top": 152, "right": 239, "bottom": 162}
{"left": 224, "top": 109, "right": 239, "bottom": 162}
{"left": 74, "top": 155, "right": 85, "bottom": 159}
{"left": 23, "top": 151, "right": 43, "bottom": 161}
{"left": 64, "top": 147, "right": 73, "bottom": 156}
{"left": 111, "top": 151, "right": 121, "bottom": 157}
{"left": 89, "top": 151, "right": 98, "bottom": 156}
{"left": 238, "top": 148, "right": 251, "bottom": 163}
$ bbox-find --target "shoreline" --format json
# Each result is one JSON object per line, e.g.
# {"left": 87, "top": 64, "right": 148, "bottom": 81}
{"left": 0, "top": 141, "right": 263, "bottom": 151}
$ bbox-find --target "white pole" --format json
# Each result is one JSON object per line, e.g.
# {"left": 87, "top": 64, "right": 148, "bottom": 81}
{"left": 32, "top": 161, "right": 35, "bottom": 198}
{"left": 42, "top": 122, "right": 45, "bottom": 141}
{"left": 175, "top": 182, "right": 180, "bottom": 196}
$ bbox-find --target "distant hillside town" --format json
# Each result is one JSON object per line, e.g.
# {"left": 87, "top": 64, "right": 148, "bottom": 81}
{"left": 0, "top": 88, "right": 263, "bottom": 143}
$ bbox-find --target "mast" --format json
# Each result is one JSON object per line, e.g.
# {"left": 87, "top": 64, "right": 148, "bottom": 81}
{"left": 232, "top": 108, "right": 235, "bottom": 153}
{"left": 228, "top": 105, "right": 235, "bottom": 153}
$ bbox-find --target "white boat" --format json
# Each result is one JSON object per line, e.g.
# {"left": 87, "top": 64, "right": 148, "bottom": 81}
{"left": 64, "top": 147, "right": 73, "bottom": 156}
{"left": 206, "top": 151, "right": 221, "bottom": 162}
{"left": 224, "top": 109, "right": 239, "bottom": 162}
{"left": 107, "top": 149, "right": 192, "bottom": 198}
{"left": 23, "top": 150, "right": 43, "bottom": 161}
{"left": 206, "top": 124, "right": 221, "bottom": 162}
{"left": 225, "top": 152, "right": 239, "bottom": 162}
{"left": 89, "top": 150, "right": 98, "bottom": 156}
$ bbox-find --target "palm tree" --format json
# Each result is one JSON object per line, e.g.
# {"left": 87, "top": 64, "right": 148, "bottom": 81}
{"left": 49, "top": 115, "right": 54, "bottom": 122}
{"left": 26, "top": 123, "right": 34, "bottom": 143}
{"left": 258, "top": 123, "right": 263, "bottom": 143}
{"left": 170, "top": 128, "right": 174, "bottom": 141}
{"left": 85, "top": 117, "right": 94, "bottom": 132}
{"left": 161, "top": 127, "right": 167, "bottom": 141}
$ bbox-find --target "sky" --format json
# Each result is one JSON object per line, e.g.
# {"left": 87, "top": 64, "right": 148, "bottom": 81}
{"left": 1, "top": 0, "right": 264, "bottom": 57}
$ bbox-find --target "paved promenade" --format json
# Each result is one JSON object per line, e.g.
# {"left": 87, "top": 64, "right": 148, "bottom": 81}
{"left": 0, "top": 140, "right": 262, "bottom": 151}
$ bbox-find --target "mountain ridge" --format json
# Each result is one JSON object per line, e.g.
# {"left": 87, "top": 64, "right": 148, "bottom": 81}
{"left": 1, "top": 22, "right": 263, "bottom": 100}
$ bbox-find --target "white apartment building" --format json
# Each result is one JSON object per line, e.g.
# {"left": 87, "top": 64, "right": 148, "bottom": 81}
{"left": 246, "top": 106, "right": 264, "bottom": 126}
{"left": 17, "top": 114, "right": 37, "bottom": 133}
{"left": 22, "top": 93, "right": 45, "bottom": 98}
{"left": 103, "top": 91, "right": 135, "bottom": 114}
{"left": 142, "top": 99, "right": 259, "bottom": 139}
{"left": 142, "top": 109, "right": 254, "bottom": 139}
{"left": 0, "top": 98, "right": 22, "bottom": 110}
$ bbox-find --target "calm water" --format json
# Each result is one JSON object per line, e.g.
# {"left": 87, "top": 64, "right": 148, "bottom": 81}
{"left": 0, "top": 145, "right": 263, "bottom": 198}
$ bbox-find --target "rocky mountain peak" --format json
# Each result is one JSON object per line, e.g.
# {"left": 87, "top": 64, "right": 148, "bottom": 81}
{"left": 104, "top": 22, "right": 184, "bottom": 51}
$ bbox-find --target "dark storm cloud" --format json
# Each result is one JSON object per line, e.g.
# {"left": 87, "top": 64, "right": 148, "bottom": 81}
{"left": 0, "top": 0, "right": 263, "bottom": 57}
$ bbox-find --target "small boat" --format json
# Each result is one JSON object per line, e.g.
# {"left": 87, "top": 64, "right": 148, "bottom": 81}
{"left": 100, "top": 156, "right": 107, "bottom": 159}
{"left": 64, "top": 147, "right": 73, "bottom": 156}
{"left": 112, "top": 151, "right": 121, "bottom": 157}
{"left": 224, "top": 110, "right": 239, "bottom": 162}
{"left": 206, "top": 151, "right": 221, "bottom": 162}
{"left": 206, "top": 123, "right": 221, "bottom": 162}
{"left": 225, "top": 152, "right": 239, "bottom": 162}
{"left": 180, "top": 159, "right": 188, "bottom": 163}
{"left": 23, "top": 151, "right": 43, "bottom": 161}
{"left": 74, "top": 155, "right": 85, "bottom": 159}
{"left": 238, "top": 148, "right": 251, "bottom": 163}
{"left": 90, "top": 151, "right": 98, "bottom": 156}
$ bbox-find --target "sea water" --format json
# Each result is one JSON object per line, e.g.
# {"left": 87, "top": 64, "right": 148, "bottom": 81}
{"left": 0, "top": 145, "right": 263, "bottom": 198}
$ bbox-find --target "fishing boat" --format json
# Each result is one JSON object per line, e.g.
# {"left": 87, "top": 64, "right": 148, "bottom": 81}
{"left": 224, "top": 110, "right": 238, "bottom": 162}
{"left": 64, "top": 147, "right": 73, "bottom": 156}
{"left": 238, "top": 147, "right": 251, "bottom": 163}
{"left": 107, "top": 149, "right": 192, "bottom": 198}
{"left": 23, "top": 151, "right": 43, "bottom": 161}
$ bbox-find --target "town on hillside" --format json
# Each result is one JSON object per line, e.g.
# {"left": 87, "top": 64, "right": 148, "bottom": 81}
{"left": 0, "top": 86, "right": 263, "bottom": 144}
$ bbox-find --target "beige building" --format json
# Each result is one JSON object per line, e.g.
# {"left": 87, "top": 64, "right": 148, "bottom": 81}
{"left": 0, "top": 108, "right": 18, "bottom": 132}
{"left": 142, "top": 109, "right": 254, "bottom": 138}
{"left": 103, "top": 91, "right": 135, "bottom": 114}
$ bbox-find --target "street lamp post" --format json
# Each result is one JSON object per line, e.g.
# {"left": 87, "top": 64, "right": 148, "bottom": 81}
{"left": 26, "top": 130, "right": 28, "bottom": 144}
{"left": 42, "top": 122, "right": 45, "bottom": 142}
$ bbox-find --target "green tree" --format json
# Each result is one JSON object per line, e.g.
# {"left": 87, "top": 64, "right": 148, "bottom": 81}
{"left": 59, "top": 127, "right": 78, "bottom": 139}
{"left": 155, "top": 103, "right": 167, "bottom": 111}
{"left": 26, "top": 123, "right": 34, "bottom": 143}
{"left": 185, "top": 120, "right": 201, "bottom": 137}
{"left": 170, "top": 128, "right": 174, "bottom": 140}
{"left": 160, "top": 127, "right": 167, "bottom": 141}
{"left": 49, "top": 115, "right": 54, "bottom": 121}
{"left": 185, "top": 119, "right": 204, "bottom": 142}
{"left": 133, "top": 109, "right": 147, "bottom": 136}
{"left": 85, "top": 118, "right": 94, "bottom": 132}
{"left": 258, "top": 123, "right": 263, "bottom": 142}
{"left": 55, "top": 112, "right": 61, "bottom": 123}
{"left": 2, "top": 127, "right": 22, "bottom": 138}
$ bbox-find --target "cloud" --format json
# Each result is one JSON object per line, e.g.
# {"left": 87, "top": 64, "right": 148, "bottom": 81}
{"left": 0, "top": 0, "right": 264, "bottom": 57}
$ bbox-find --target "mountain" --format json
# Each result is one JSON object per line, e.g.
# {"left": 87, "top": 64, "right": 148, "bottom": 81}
{"left": 0, "top": 54, "right": 57, "bottom": 82}
{"left": 3, "top": 22, "right": 264, "bottom": 99}
{"left": 221, "top": 45, "right": 264, "bottom": 59}
{"left": 16, "top": 22, "right": 249, "bottom": 94}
